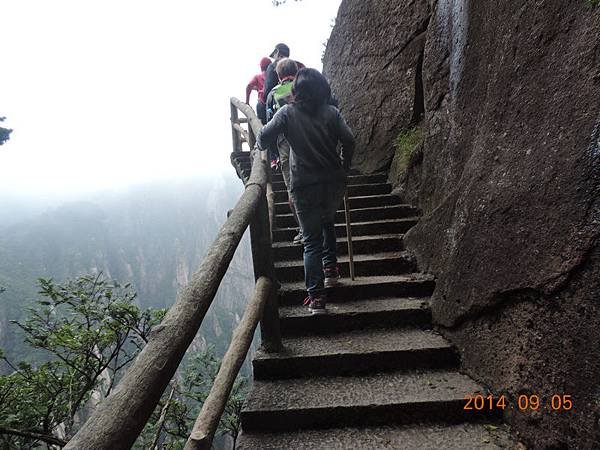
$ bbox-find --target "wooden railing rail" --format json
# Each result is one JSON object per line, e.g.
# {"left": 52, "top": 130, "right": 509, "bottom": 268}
{"left": 66, "top": 102, "right": 282, "bottom": 448}
{"left": 229, "top": 97, "right": 276, "bottom": 236}
{"left": 185, "top": 277, "right": 273, "bottom": 450}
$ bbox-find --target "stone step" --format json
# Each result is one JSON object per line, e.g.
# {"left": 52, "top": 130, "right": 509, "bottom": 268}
{"left": 279, "top": 274, "right": 435, "bottom": 306}
{"left": 241, "top": 370, "right": 498, "bottom": 432}
{"left": 272, "top": 234, "right": 404, "bottom": 261}
{"left": 269, "top": 171, "right": 363, "bottom": 183}
{"left": 274, "top": 183, "right": 392, "bottom": 203}
{"left": 279, "top": 297, "right": 431, "bottom": 336}
{"left": 237, "top": 423, "right": 514, "bottom": 449}
{"left": 234, "top": 155, "right": 383, "bottom": 187}
{"left": 273, "top": 218, "right": 419, "bottom": 242}
{"left": 275, "top": 194, "right": 405, "bottom": 215}
{"left": 271, "top": 174, "right": 388, "bottom": 192}
{"left": 232, "top": 154, "right": 378, "bottom": 180}
{"left": 275, "top": 251, "right": 416, "bottom": 283}
{"left": 276, "top": 204, "right": 419, "bottom": 228}
{"left": 253, "top": 328, "right": 458, "bottom": 379}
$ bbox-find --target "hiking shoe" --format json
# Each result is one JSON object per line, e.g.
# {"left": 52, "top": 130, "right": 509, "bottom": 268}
{"left": 303, "top": 296, "right": 327, "bottom": 315}
{"left": 270, "top": 158, "right": 279, "bottom": 172}
{"left": 324, "top": 266, "right": 341, "bottom": 288}
{"left": 292, "top": 232, "right": 303, "bottom": 245}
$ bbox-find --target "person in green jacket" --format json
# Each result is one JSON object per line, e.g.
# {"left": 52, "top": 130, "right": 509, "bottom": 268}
{"left": 266, "top": 58, "right": 303, "bottom": 244}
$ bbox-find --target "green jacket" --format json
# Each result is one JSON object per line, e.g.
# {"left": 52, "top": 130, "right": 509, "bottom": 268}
{"left": 266, "top": 78, "right": 294, "bottom": 121}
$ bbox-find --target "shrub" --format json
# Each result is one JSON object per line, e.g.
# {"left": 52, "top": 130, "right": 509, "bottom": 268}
{"left": 392, "top": 125, "right": 424, "bottom": 174}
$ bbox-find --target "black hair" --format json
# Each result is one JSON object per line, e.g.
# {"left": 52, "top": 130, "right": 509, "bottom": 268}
{"left": 292, "top": 68, "right": 331, "bottom": 112}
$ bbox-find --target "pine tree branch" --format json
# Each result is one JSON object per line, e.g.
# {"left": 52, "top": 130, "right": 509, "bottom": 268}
{"left": 0, "top": 426, "right": 67, "bottom": 447}
{"left": 150, "top": 384, "right": 176, "bottom": 449}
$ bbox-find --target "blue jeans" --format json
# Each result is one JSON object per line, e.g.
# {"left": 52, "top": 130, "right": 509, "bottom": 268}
{"left": 291, "top": 181, "right": 346, "bottom": 298}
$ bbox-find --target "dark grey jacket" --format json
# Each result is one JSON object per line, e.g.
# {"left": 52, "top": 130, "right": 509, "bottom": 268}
{"left": 257, "top": 103, "right": 355, "bottom": 191}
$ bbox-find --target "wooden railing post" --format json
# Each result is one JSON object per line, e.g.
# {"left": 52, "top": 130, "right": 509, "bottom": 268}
{"left": 230, "top": 102, "right": 242, "bottom": 153}
{"left": 248, "top": 123, "right": 256, "bottom": 149}
{"left": 249, "top": 157, "right": 282, "bottom": 352}
{"left": 185, "top": 277, "right": 273, "bottom": 450}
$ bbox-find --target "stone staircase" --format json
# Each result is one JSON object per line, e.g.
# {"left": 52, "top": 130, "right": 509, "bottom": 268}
{"left": 233, "top": 154, "right": 513, "bottom": 449}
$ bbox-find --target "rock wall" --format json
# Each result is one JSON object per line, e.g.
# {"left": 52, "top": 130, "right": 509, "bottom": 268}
{"left": 324, "top": 0, "right": 600, "bottom": 448}
{"left": 323, "top": 0, "right": 431, "bottom": 173}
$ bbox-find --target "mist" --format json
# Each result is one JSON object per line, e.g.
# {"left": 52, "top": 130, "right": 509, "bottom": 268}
{"left": 0, "top": 0, "right": 341, "bottom": 201}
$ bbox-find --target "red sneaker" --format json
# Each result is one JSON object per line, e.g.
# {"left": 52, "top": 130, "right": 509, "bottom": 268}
{"left": 303, "top": 295, "right": 327, "bottom": 315}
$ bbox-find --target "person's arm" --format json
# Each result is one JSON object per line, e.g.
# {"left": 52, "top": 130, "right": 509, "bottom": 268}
{"left": 257, "top": 106, "right": 288, "bottom": 150}
{"left": 265, "top": 89, "right": 276, "bottom": 122}
{"left": 262, "top": 64, "right": 278, "bottom": 104}
{"left": 335, "top": 109, "right": 355, "bottom": 172}
{"left": 246, "top": 75, "right": 258, "bottom": 104}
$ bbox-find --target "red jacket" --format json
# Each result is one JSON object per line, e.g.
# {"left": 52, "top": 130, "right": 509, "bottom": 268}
{"left": 246, "top": 72, "right": 266, "bottom": 104}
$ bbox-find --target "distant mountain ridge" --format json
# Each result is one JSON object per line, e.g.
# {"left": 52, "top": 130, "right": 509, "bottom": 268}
{"left": 0, "top": 174, "right": 254, "bottom": 363}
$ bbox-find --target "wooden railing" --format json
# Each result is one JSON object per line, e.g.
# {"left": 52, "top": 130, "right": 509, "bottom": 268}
{"left": 229, "top": 97, "right": 277, "bottom": 235}
{"left": 65, "top": 98, "right": 281, "bottom": 450}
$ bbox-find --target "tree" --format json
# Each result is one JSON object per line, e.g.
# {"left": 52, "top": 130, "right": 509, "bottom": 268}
{"left": 0, "top": 117, "right": 12, "bottom": 146}
{"left": 136, "top": 347, "right": 247, "bottom": 449}
{"left": 0, "top": 274, "right": 165, "bottom": 448}
{"left": 0, "top": 274, "right": 248, "bottom": 449}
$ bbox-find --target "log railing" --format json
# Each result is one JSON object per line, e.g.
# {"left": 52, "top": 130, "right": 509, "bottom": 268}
{"left": 65, "top": 98, "right": 281, "bottom": 450}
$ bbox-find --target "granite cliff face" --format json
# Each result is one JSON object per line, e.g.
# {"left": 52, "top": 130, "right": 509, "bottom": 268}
{"left": 324, "top": 1, "right": 600, "bottom": 448}
{"left": 323, "top": 0, "right": 431, "bottom": 173}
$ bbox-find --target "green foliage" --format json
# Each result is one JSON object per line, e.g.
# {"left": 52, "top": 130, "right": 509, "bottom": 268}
{"left": 0, "top": 274, "right": 166, "bottom": 448}
{"left": 0, "top": 117, "right": 12, "bottom": 146}
{"left": 392, "top": 125, "right": 424, "bottom": 174}
{"left": 136, "top": 346, "right": 247, "bottom": 449}
{"left": 0, "top": 274, "right": 248, "bottom": 449}
{"left": 586, "top": 0, "right": 599, "bottom": 6}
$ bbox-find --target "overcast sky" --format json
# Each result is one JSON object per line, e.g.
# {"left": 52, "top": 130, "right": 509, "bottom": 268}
{"left": 0, "top": 0, "right": 341, "bottom": 199}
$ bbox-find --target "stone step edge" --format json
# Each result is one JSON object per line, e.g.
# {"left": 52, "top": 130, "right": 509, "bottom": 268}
{"left": 272, "top": 233, "right": 404, "bottom": 249}
{"left": 273, "top": 182, "right": 391, "bottom": 194}
{"left": 274, "top": 251, "right": 413, "bottom": 269}
{"left": 236, "top": 423, "right": 514, "bottom": 450}
{"left": 274, "top": 217, "right": 419, "bottom": 232}
{"left": 275, "top": 204, "right": 418, "bottom": 219}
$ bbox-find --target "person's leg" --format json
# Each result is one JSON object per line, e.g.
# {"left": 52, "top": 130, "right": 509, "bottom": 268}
{"left": 256, "top": 102, "right": 267, "bottom": 125}
{"left": 277, "top": 135, "right": 291, "bottom": 190}
{"left": 290, "top": 197, "right": 303, "bottom": 244}
{"left": 291, "top": 184, "right": 326, "bottom": 312}
{"left": 277, "top": 135, "right": 302, "bottom": 243}
{"left": 321, "top": 181, "right": 346, "bottom": 286}
{"left": 268, "top": 142, "right": 279, "bottom": 170}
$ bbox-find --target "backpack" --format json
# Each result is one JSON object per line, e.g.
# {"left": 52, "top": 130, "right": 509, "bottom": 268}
{"left": 267, "top": 79, "right": 294, "bottom": 121}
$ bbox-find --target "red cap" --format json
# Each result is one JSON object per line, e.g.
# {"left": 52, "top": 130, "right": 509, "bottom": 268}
{"left": 260, "top": 57, "right": 271, "bottom": 72}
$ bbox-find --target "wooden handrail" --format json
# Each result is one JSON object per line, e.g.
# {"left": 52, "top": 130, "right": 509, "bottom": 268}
{"left": 184, "top": 100, "right": 282, "bottom": 449}
{"left": 185, "top": 277, "right": 273, "bottom": 450}
{"left": 230, "top": 97, "right": 263, "bottom": 138}
{"left": 229, "top": 97, "right": 276, "bottom": 239}
{"left": 65, "top": 151, "right": 278, "bottom": 450}
{"left": 67, "top": 99, "right": 281, "bottom": 450}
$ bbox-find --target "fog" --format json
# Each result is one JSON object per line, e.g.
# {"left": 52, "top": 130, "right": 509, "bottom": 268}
{"left": 0, "top": 0, "right": 341, "bottom": 207}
